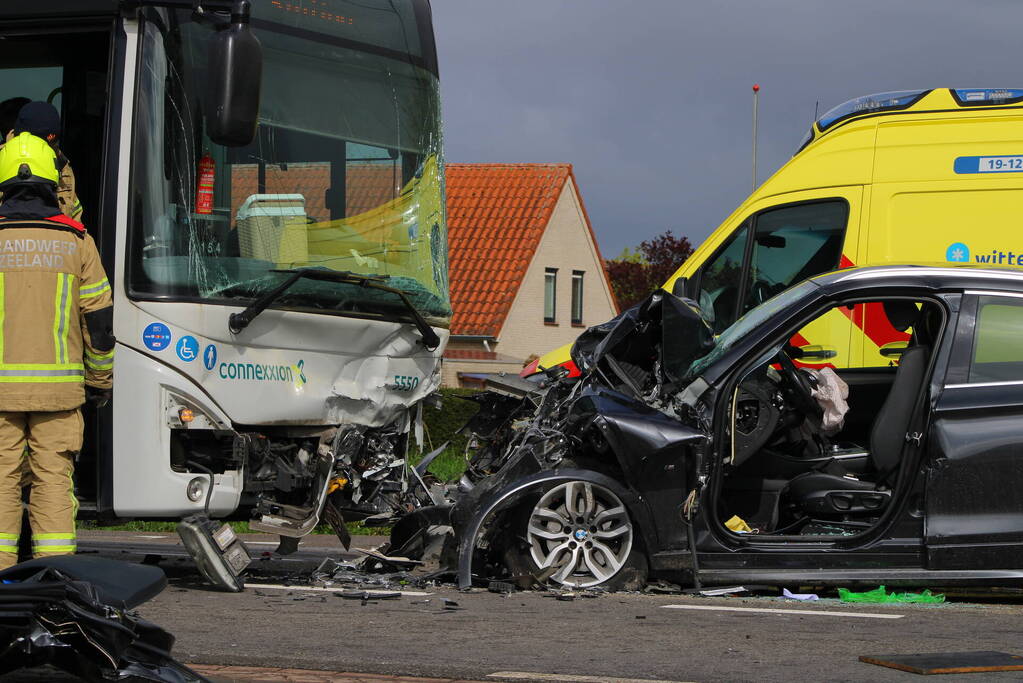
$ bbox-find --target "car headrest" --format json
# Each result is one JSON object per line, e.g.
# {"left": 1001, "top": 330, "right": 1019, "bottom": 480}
{"left": 883, "top": 300, "right": 920, "bottom": 332}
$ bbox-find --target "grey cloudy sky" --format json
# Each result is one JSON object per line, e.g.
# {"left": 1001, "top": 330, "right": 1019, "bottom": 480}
{"left": 431, "top": 0, "right": 1021, "bottom": 257}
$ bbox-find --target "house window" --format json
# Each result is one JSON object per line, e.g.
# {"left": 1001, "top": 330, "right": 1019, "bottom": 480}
{"left": 544, "top": 268, "right": 557, "bottom": 323}
{"left": 571, "top": 270, "right": 584, "bottom": 324}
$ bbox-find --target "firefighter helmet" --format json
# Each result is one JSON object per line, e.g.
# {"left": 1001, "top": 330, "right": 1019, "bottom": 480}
{"left": 0, "top": 132, "right": 59, "bottom": 189}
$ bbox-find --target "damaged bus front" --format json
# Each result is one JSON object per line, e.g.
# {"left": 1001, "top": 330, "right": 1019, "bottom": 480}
{"left": 0, "top": 0, "right": 449, "bottom": 589}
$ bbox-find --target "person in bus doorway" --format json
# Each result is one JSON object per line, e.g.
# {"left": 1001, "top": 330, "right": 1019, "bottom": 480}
{"left": 0, "top": 97, "right": 30, "bottom": 140}
{"left": 0, "top": 132, "right": 113, "bottom": 569}
{"left": 2, "top": 101, "right": 83, "bottom": 222}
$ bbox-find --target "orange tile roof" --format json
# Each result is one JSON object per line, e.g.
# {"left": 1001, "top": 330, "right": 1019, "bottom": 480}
{"left": 446, "top": 163, "right": 573, "bottom": 337}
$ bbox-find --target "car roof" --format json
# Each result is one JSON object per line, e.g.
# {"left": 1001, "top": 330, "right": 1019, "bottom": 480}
{"left": 812, "top": 264, "right": 1023, "bottom": 295}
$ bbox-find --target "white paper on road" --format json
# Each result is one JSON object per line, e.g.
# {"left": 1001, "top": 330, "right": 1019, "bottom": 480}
{"left": 661, "top": 604, "right": 903, "bottom": 619}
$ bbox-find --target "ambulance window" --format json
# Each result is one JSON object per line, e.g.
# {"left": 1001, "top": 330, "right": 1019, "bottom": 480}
{"left": 697, "top": 222, "right": 749, "bottom": 334}
{"left": 743, "top": 201, "right": 847, "bottom": 314}
{"left": 969, "top": 297, "right": 1023, "bottom": 383}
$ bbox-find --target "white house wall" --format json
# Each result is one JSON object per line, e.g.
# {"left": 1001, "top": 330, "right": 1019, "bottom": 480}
{"left": 496, "top": 179, "right": 617, "bottom": 361}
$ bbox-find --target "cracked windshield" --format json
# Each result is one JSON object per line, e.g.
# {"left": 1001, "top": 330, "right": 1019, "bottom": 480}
{"left": 129, "top": 1, "right": 450, "bottom": 323}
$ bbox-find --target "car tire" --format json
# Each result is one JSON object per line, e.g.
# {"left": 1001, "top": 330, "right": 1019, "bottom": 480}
{"left": 508, "top": 479, "right": 648, "bottom": 590}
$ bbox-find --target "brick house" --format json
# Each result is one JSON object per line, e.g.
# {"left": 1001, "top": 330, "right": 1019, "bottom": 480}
{"left": 443, "top": 163, "right": 617, "bottom": 387}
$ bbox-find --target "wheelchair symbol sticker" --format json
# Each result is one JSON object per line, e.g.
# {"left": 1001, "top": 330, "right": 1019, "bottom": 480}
{"left": 176, "top": 335, "right": 199, "bottom": 363}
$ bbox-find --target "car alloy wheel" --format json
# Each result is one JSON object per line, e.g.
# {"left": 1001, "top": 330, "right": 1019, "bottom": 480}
{"left": 526, "top": 481, "right": 634, "bottom": 588}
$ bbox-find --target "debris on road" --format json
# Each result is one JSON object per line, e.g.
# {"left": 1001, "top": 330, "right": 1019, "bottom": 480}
{"left": 838, "top": 586, "right": 945, "bottom": 604}
{"left": 697, "top": 586, "right": 748, "bottom": 597}
{"left": 861, "top": 651, "right": 1023, "bottom": 675}
{"left": 782, "top": 588, "right": 819, "bottom": 601}
{"left": 0, "top": 556, "right": 203, "bottom": 682}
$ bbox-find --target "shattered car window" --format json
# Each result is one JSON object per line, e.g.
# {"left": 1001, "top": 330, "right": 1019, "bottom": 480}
{"left": 687, "top": 280, "right": 818, "bottom": 378}
{"left": 128, "top": 5, "right": 451, "bottom": 323}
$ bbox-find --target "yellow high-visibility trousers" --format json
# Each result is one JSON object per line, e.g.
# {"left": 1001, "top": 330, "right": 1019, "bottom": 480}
{"left": 0, "top": 410, "right": 81, "bottom": 570}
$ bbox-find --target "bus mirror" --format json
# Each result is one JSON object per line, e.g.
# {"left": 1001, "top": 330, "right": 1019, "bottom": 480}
{"left": 671, "top": 277, "right": 688, "bottom": 298}
{"left": 206, "top": 0, "right": 262, "bottom": 147}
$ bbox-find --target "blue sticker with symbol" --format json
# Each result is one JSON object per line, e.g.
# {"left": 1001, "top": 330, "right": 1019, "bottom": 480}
{"left": 946, "top": 242, "right": 971, "bottom": 262}
{"left": 142, "top": 322, "right": 172, "bottom": 351}
{"left": 176, "top": 335, "right": 199, "bottom": 362}
{"left": 203, "top": 344, "right": 218, "bottom": 371}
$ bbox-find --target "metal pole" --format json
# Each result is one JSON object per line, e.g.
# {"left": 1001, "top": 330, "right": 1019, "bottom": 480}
{"left": 752, "top": 83, "right": 760, "bottom": 191}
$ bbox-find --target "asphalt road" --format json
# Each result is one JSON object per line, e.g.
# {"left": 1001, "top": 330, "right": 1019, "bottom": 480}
{"left": 66, "top": 531, "right": 1023, "bottom": 683}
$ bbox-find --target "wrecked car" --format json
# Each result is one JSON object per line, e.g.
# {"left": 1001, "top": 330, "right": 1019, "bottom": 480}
{"left": 444, "top": 265, "right": 1023, "bottom": 590}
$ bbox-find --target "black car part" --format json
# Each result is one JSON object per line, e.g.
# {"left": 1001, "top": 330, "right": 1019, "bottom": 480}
{"left": 0, "top": 556, "right": 205, "bottom": 682}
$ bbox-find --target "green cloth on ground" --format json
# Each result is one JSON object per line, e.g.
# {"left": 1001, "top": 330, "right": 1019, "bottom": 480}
{"left": 838, "top": 585, "right": 945, "bottom": 604}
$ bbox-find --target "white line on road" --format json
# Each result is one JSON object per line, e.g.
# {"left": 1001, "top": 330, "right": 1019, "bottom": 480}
{"left": 661, "top": 604, "right": 904, "bottom": 619}
{"left": 136, "top": 535, "right": 169, "bottom": 539}
{"left": 245, "top": 583, "right": 432, "bottom": 597}
{"left": 489, "top": 673, "right": 695, "bottom": 683}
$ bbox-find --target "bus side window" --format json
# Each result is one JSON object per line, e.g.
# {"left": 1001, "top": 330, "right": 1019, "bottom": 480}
{"left": 696, "top": 222, "right": 749, "bottom": 334}
{"left": 743, "top": 201, "right": 848, "bottom": 314}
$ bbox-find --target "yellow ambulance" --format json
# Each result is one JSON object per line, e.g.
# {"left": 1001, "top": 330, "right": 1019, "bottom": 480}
{"left": 525, "top": 87, "right": 1023, "bottom": 375}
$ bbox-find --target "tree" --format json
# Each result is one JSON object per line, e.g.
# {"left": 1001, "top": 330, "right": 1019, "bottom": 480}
{"left": 605, "top": 230, "right": 694, "bottom": 310}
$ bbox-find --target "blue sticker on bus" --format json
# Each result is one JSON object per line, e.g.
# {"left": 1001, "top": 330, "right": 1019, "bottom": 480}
{"left": 142, "top": 322, "right": 172, "bottom": 351}
{"left": 176, "top": 335, "right": 199, "bottom": 362}
{"left": 954, "top": 155, "right": 1023, "bottom": 174}
{"left": 203, "top": 344, "right": 218, "bottom": 371}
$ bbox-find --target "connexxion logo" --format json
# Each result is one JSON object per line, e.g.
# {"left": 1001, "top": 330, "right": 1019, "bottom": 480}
{"left": 219, "top": 359, "right": 308, "bottom": 389}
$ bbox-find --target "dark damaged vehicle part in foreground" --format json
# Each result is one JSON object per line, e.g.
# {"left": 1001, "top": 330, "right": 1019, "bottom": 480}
{"left": 429, "top": 266, "right": 1023, "bottom": 590}
{"left": 0, "top": 556, "right": 202, "bottom": 681}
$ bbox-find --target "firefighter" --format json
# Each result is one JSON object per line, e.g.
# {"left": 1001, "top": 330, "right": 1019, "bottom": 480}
{"left": 0, "top": 132, "right": 113, "bottom": 569}
{"left": 1, "top": 101, "right": 82, "bottom": 222}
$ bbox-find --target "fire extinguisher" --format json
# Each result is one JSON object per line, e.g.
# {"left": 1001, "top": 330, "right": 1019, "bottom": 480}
{"left": 196, "top": 152, "right": 215, "bottom": 215}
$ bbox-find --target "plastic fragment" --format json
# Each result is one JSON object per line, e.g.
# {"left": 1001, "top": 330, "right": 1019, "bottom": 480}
{"left": 725, "top": 515, "right": 753, "bottom": 533}
{"left": 837, "top": 585, "right": 945, "bottom": 604}
{"left": 782, "top": 588, "right": 819, "bottom": 601}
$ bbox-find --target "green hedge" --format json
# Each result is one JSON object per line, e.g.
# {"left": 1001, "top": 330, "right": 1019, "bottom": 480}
{"left": 420, "top": 387, "right": 479, "bottom": 455}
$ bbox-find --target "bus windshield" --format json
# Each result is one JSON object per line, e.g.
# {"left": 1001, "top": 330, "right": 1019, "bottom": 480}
{"left": 128, "top": 0, "right": 451, "bottom": 324}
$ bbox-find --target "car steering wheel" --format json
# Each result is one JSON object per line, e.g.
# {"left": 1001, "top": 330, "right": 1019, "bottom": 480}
{"left": 775, "top": 350, "right": 823, "bottom": 424}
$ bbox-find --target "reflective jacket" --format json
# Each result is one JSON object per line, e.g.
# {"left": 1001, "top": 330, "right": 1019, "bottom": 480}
{"left": 56, "top": 151, "right": 82, "bottom": 222}
{"left": 0, "top": 215, "right": 113, "bottom": 411}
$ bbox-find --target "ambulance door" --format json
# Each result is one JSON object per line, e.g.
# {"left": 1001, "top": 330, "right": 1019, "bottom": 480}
{"left": 691, "top": 188, "right": 862, "bottom": 368}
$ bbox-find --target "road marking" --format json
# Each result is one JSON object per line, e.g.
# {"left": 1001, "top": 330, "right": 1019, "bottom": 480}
{"left": 245, "top": 583, "right": 432, "bottom": 597}
{"left": 661, "top": 604, "right": 904, "bottom": 619}
{"left": 489, "top": 673, "right": 694, "bottom": 683}
{"left": 136, "top": 535, "right": 168, "bottom": 539}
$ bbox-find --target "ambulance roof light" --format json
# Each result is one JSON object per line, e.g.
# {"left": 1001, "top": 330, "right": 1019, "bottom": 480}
{"left": 951, "top": 88, "right": 1023, "bottom": 106}
{"left": 816, "top": 89, "right": 929, "bottom": 132}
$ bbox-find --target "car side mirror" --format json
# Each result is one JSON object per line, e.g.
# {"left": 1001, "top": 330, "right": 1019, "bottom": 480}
{"left": 879, "top": 341, "right": 908, "bottom": 358}
{"left": 206, "top": 0, "right": 262, "bottom": 147}
{"left": 670, "top": 277, "right": 688, "bottom": 298}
